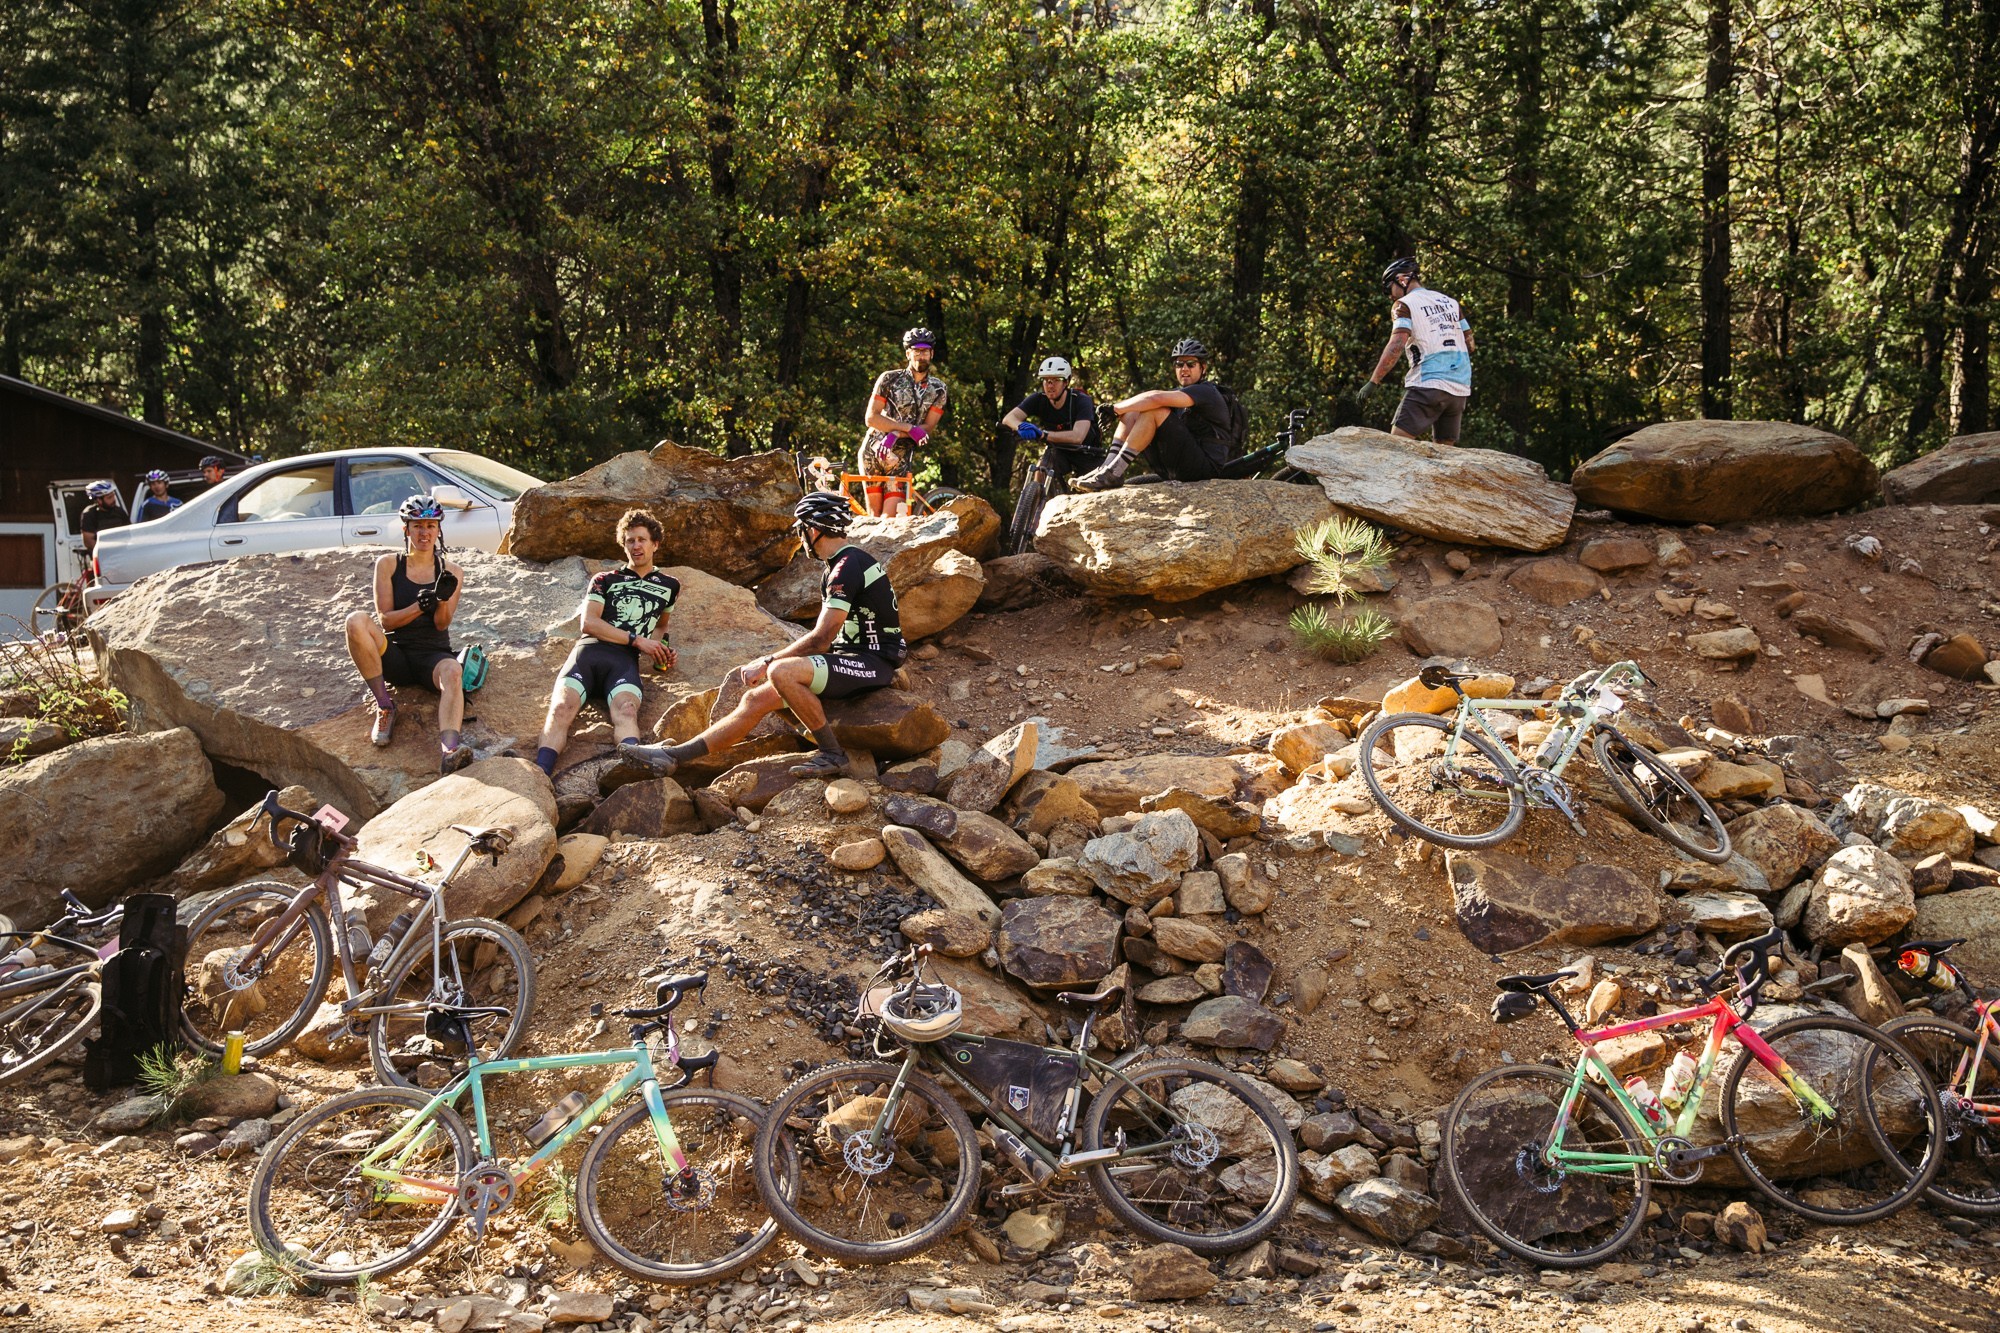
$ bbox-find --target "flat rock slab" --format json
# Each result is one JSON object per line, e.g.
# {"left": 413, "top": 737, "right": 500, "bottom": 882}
{"left": 1881, "top": 431, "right": 2000, "bottom": 505}
{"left": 1286, "top": 428, "right": 1574, "bottom": 551}
{"left": 1446, "top": 851, "right": 1663, "bottom": 954}
{"left": 1571, "top": 420, "right": 1879, "bottom": 522}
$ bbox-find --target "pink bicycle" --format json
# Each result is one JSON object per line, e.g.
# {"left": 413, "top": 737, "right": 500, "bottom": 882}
{"left": 1871, "top": 937, "right": 2000, "bottom": 1215}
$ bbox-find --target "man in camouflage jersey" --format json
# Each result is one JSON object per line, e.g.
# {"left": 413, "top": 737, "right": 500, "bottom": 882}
{"left": 858, "top": 326, "right": 948, "bottom": 517}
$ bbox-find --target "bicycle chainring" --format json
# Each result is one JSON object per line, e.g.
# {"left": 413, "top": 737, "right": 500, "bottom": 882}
{"left": 840, "top": 1131, "right": 896, "bottom": 1178}
{"left": 1652, "top": 1136, "right": 1706, "bottom": 1184}
{"left": 1170, "top": 1120, "right": 1221, "bottom": 1171}
{"left": 456, "top": 1162, "right": 515, "bottom": 1237}
{"left": 663, "top": 1167, "right": 717, "bottom": 1212}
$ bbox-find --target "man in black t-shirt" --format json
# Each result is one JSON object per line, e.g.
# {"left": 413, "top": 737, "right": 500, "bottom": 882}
{"left": 533, "top": 509, "right": 679, "bottom": 776}
{"left": 78, "top": 481, "right": 128, "bottom": 552}
{"left": 1073, "top": 337, "right": 1232, "bottom": 491}
{"left": 607, "top": 493, "right": 902, "bottom": 787}
{"left": 1001, "top": 355, "right": 1103, "bottom": 481}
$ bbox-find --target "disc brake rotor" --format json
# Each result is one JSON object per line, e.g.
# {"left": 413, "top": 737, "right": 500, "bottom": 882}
{"left": 222, "top": 950, "right": 263, "bottom": 992}
{"left": 663, "top": 1168, "right": 717, "bottom": 1212}
{"left": 840, "top": 1131, "right": 895, "bottom": 1177}
{"left": 1515, "top": 1142, "right": 1565, "bottom": 1194}
{"left": 1170, "top": 1120, "right": 1221, "bottom": 1171}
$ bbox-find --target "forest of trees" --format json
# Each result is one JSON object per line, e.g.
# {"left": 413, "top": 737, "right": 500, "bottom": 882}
{"left": 2, "top": 0, "right": 1995, "bottom": 499}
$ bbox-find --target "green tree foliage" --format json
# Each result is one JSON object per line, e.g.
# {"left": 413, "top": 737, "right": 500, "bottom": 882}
{"left": 4, "top": 0, "right": 1995, "bottom": 490}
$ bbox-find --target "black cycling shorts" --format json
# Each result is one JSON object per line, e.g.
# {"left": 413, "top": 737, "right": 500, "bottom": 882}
{"left": 1393, "top": 386, "right": 1469, "bottom": 442}
{"left": 1150, "top": 411, "right": 1224, "bottom": 482}
{"left": 806, "top": 651, "right": 899, "bottom": 700}
{"left": 559, "top": 641, "right": 645, "bottom": 705}
{"left": 1037, "top": 442, "right": 1107, "bottom": 480}
{"left": 382, "top": 644, "right": 455, "bottom": 691}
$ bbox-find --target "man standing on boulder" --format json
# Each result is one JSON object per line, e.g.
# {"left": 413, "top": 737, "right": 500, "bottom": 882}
{"left": 859, "top": 326, "right": 949, "bottom": 517}
{"left": 533, "top": 509, "right": 678, "bottom": 777}
{"left": 1072, "top": 338, "right": 1235, "bottom": 492}
{"left": 1358, "top": 258, "right": 1474, "bottom": 446}
{"left": 343, "top": 495, "right": 473, "bottom": 774}
{"left": 606, "top": 494, "right": 902, "bottom": 785}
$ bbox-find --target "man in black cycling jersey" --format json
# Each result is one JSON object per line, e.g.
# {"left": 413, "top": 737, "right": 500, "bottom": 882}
{"left": 607, "top": 493, "right": 902, "bottom": 785}
{"left": 78, "top": 480, "right": 128, "bottom": 552}
{"left": 534, "top": 509, "right": 679, "bottom": 776}
{"left": 343, "top": 495, "right": 473, "bottom": 773}
{"left": 199, "top": 455, "right": 228, "bottom": 490}
{"left": 1073, "top": 337, "right": 1232, "bottom": 491}
{"left": 1000, "top": 355, "right": 1103, "bottom": 481}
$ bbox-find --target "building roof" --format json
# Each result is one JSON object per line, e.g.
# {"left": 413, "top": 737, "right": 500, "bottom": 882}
{"left": 0, "top": 374, "right": 248, "bottom": 462}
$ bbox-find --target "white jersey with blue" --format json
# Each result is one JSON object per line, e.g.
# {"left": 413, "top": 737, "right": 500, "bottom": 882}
{"left": 1394, "top": 285, "right": 1472, "bottom": 397}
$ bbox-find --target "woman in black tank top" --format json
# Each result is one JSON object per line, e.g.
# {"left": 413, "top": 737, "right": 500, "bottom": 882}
{"left": 342, "top": 504, "right": 470, "bottom": 773}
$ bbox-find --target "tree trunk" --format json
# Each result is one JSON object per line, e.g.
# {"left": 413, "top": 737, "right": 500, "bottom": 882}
{"left": 1497, "top": 6, "right": 1543, "bottom": 445}
{"left": 700, "top": 0, "right": 747, "bottom": 455}
{"left": 1699, "top": 0, "right": 1732, "bottom": 420}
{"left": 1955, "top": 215, "right": 1993, "bottom": 435}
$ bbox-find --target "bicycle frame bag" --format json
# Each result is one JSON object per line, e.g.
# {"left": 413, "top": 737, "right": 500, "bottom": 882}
{"left": 933, "top": 1033, "right": 1075, "bottom": 1142}
{"left": 84, "top": 892, "right": 187, "bottom": 1091}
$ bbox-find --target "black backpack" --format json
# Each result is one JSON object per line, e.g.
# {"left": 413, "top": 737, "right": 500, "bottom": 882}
{"left": 83, "top": 893, "right": 186, "bottom": 1091}
{"left": 1210, "top": 382, "right": 1252, "bottom": 460}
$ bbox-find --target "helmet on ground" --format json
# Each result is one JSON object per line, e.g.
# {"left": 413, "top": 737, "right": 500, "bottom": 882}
{"left": 880, "top": 981, "right": 963, "bottom": 1043}
{"left": 793, "top": 492, "right": 853, "bottom": 537}
{"left": 1381, "top": 257, "right": 1420, "bottom": 292}
{"left": 458, "top": 644, "right": 489, "bottom": 693}
{"left": 1036, "top": 355, "right": 1073, "bottom": 381}
{"left": 1169, "top": 337, "right": 1210, "bottom": 362}
{"left": 86, "top": 480, "right": 117, "bottom": 499}
{"left": 399, "top": 494, "right": 446, "bottom": 523}
{"left": 901, "top": 326, "right": 937, "bottom": 350}
{"left": 199, "top": 455, "right": 226, "bottom": 470}
{"left": 144, "top": 469, "right": 169, "bottom": 483}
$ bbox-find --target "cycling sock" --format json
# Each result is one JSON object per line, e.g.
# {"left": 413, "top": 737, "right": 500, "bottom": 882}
{"left": 808, "top": 725, "right": 848, "bottom": 760}
{"left": 1097, "top": 445, "right": 1135, "bottom": 480}
{"left": 534, "top": 746, "right": 559, "bottom": 775}
{"left": 364, "top": 674, "right": 393, "bottom": 710}
{"left": 440, "top": 729, "right": 461, "bottom": 753}
{"left": 664, "top": 737, "right": 710, "bottom": 765}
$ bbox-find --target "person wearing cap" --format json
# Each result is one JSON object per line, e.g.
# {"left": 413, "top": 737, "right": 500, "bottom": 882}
{"left": 198, "top": 456, "right": 229, "bottom": 490}
{"left": 859, "top": 326, "right": 949, "bottom": 517}
{"left": 1073, "top": 337, "right": 1233, "bottom": 491}
{"left": 78, "top": 481, "right": 128, "bottom": 552}
{"left": 1357, "top": 257, "right": 1475, "bottom": 445}
{"left": 342, "top": 494, "right": 472, "bottom": 774}
{"left": 135, "top": 470, "right": 181, "bottom": 522}
{"left": 604, "top": 493, "right": 902, "bottom": 786}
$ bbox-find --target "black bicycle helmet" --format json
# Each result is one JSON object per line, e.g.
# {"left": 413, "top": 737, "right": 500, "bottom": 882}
{"left": 901, "top": 326, "right": 937, "bottom": 350}
{"left": 794, "top": 492, "right": 854, "bottom": 537}
{"left": 1169, "top": 337, "right": 1210, "bottom": 361}
{"left": 1381, "top": 257, "right": 1420, "bottom": 292}
{"left": 199, "top": 455, "right": 226, "bottom": 470}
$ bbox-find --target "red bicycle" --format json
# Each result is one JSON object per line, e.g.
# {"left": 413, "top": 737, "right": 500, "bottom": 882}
{"left": 1873, "top": 938, "right": 2000, "bottom": 1215}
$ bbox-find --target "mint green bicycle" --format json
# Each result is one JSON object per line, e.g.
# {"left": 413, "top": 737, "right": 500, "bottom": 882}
{"left": 247, "top": 973, "right": 793, "bottom": 1284}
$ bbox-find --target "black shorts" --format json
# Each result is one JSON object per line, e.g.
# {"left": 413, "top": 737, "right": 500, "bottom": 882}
{"left": 1393, "top": 386, "right": 1469, "bottom": 441}
{"left": 1037, "top": 442, "right": 1106, "bottom": 480}
{"left": 382, "top": 643, "right": 455, "bottom": 691}
{"left": 806, "top": 651, "right": 898, "bottom": 700}
{"left": 1151, "top": 412, "right": 1224, "bottom": 481}
{"left": 560, "top": 641, "right": 644, "bottom": 705}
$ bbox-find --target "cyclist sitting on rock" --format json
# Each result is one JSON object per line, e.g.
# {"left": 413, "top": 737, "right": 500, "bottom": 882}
{"left": 1000, "top": 355, "right": 1103, "bottom": 482}
{"left": 78, "top": 480, "right": 128, "bottom": 552}
{"left": 343, "top": 495, "right": 472, "bottom": 774}
{"left": 606, "top": 494, "right": 902, "bottom": 785}
{"left": 135, "top": 469, "right": 181, "bottom": 522}
{"left": 1073, "top": 337, "right": 1234, "bottom": 491}
{"left": 533, "top": 509, "right": 678, "bottom": 777}
{"left": 859, "top": 326, "right": 949, "bottom": 517}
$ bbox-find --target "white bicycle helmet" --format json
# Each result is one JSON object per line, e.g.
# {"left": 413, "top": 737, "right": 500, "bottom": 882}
{"left": 1035, "top": 356, "right": 1073, "bottom": 381}
{"left": 879, "top": 981, "right": 963, "bottom": 1043}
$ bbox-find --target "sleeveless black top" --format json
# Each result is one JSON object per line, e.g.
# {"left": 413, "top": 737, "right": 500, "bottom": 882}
{"left": 389, "top": 554, "right": 452, "bottom": 652}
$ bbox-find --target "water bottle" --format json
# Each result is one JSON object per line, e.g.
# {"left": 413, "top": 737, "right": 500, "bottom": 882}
{"left": 367, "top": 911, "right": 415, "bottom": 976}
{"left": 0, "top": 946, "right": 36, "bottom": 979}
{"left": 1535, "top": 723, "right": 1573, "bottom": 765}
{"left": 524, "top": 1091, "right": 588, "bottom": 1149}
{"left": 989, "top": 1124, "right": 1055, "bottom": 1184}
{"left": 1897, "top": 948, "right": 1965, "bottom": 994}
{"left": 1624, "top": 1076, "right": 1670, "bottom": 1129}
{"left": 1659, "top": 1051, "right": 1699, "bottom": 1111}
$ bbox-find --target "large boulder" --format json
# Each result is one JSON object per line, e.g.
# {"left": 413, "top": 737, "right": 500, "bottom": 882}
{"left": 1913, "top": 887, "right": 2000, "bottom": 979}
{"left": 1881, "top": 432, "right": 2000, "bottom": 505}
{"left": 1833, "top": 783, "right": 1977, "bottom": 862}
{"left": 997, "top": 896, "right": 1123, "bottom": 990}
{"left": 755, "top": 502, "right": 996, "bottom": 623}
{"left": 0, "top": 728, "right": 226, "bottom": 920}
{"left": 1445, "top": 852, "right": 1664, "bottom": 953}
{"left": 1078, "top": 810, "right": 1203, "bottom": 905}
{"left": 1570, "top": 420, "right": 1879, "bottom": 522}
{"left": 1398, "top": 597, "right": 1504, "bottom": 660}
{"left": 1802, "top": 844, "right": 1915, "bottom": 947}
{"left": 897, "top": 550, "right": 985, "bottom": 641}
{"left": 160, "top": 784, "right": 317, "bottom": 897}
{"left": 1725, "top": 803, "right": 1842, "bottom": 890}
{"left": 500, "top": 439, "right": 799, "bottom": 582}
{"left": 822, "top": 690, "right": 951, "bottom": 760}
{"left": 1065, "top": 754, "right": 1273, "bottom": 818}
{"left": 1286, "top": 428, "right": 1574, "bottom": 551}
{"left": 1033, "top": 480, "right": 1338, "bottom": 602}
{"left": 347, "top": 757, "right": 558, "bottom": 928}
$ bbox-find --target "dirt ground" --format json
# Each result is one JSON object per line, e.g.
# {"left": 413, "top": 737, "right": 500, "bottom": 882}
{"left": 5, "top": 502, "right": 2000, "bottom": 1331}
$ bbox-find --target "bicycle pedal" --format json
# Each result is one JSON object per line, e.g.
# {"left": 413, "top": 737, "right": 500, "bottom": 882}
{"left": 998, "top": 1182, "right": 1046, "bottom": 1199}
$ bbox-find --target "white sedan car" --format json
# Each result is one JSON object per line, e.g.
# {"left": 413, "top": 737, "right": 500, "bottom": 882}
{"left": 87, "top": 447, "right": 543, "bottom": 607}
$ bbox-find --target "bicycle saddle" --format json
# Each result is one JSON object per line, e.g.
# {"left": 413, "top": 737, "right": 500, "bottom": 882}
{"left": 1055, "top": 979, "right": 1127, "bottom": 1010}
{"left": 1495, "top": 970, "right": 1576, "bottom": 994}
{"left": 451, "top": 824, "right": 515, "bottom": 850}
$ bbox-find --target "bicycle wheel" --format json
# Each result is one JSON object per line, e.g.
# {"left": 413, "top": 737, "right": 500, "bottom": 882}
{"left": 369, "top": 917, "right": 536, "bottom": 1090}
{"left": 579, "top": 1089, "right": 794, "bottom": 1284}
{"left": 752, "top": 1059, "right": 979, "bottom": 1264}
{"left": 1440, "top": 1063, "right": 1650, "bottom": 1267}
{"left": 0, "top": 975, "right": 102, "bottom": 1086}
{"left": 1592, "top": 730, "right": 1731, "bottom": 864}
{"left": 1357, "top": 712, "right": 1525, "bottom": 849}
{"left": 179, "top": 882, "right": 332, "bottom": 1056}
{"left": 1720, "top": 1013, "right": 1943, "bottom": 1223}
{"left": 30, "top": 583, "right": 78, "bottom": 638}
{"left": 1007, "top": 475, "right": 1046, "bottom": 555}
{"left": 249, "top": 1084, "right": 475, "bottom": 1283}
{"left": 1080, "top": 1058, "right": 1299, "bottom": 1254}
{"left": 1872, "top": 1015, "right": 2000, "bottom": 1216}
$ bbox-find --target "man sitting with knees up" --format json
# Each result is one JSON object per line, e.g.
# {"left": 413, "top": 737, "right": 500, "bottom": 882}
{"left": 533, "top": 509, "right": 678, "bottom": 777}
{"left": 344, "top": 495, "right": 472, "bottom": 774}
{"left": 608, "top": 493, "right": 903, "bottom": 784}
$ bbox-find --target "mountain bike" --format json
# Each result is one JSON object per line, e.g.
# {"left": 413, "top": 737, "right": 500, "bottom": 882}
{"left": 1358, "top": 659, "right": 1733, "bottom": 863}
{"left": 0, "top": 891, "right": 121, "bottom": 1085}
{"left": 1441, "top": 927, "right": 1944, "bottom": 1267}
{"left": 30, "top": 570, "right": 92, "bottom": 639}
{"left": 751, "top": 944, "right": 1298, "bottom": 1264}
{"left": 1862, "top": 937, "right": 2000, "bottom": 1215}
{"left": 248, "top": 971, "right": 791, "bottom": 1284}
{"left": 178, "top": 789, "right": 536, "bottom": 1090}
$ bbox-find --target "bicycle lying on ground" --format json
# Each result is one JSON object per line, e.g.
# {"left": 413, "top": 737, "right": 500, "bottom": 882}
{"left": 751, "top": 944, "right": 1299, "bottom": 1264}
{"left": 1441, "top": 927, "right": 1944, "bottom": 1267}
{"left": 0, "top": 891, "right": 120, "bottom": 1085}
{"left": 249, "top": 970, "right": 791, "bottom": 1284}
{"left": 1359, "top": 659, "right": 1733, "bottom": 863}
{"left": 179, "top": 789, "right": 536, "bottom": 1089}
{"left": 1863, "top": 937, "right": 2000, "bottom": 1215}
